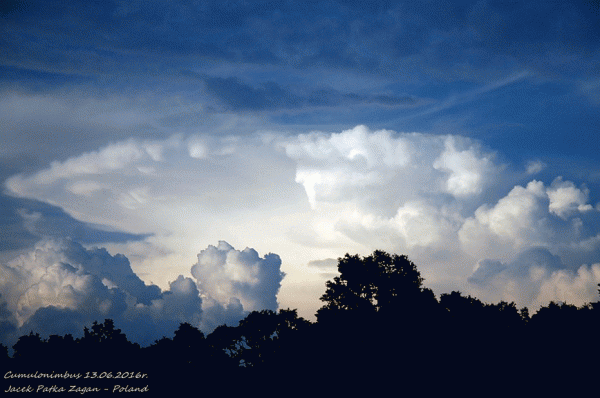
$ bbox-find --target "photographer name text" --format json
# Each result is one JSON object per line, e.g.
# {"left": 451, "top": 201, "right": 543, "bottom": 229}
{"left": 4, "top": 371, "right": 149, "bottom": 394}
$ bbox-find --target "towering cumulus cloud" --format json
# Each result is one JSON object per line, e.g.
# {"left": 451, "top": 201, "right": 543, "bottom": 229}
{"left": 191, "top": 241, "right": 284, "bottom": 313}
{"left": 0, "top": 238, "right": 284, "bottom": 347}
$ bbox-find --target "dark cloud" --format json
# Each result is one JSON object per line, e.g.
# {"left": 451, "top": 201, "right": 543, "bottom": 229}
{"left": 467, "top": 246, "right": 600, "bottom": 309}
{"left": 0, "top": 66, "right": 95, "bottom": 92}
{"left": 57, "top": 241, "right": 161, "bottom": 305}
{"left": 307, "top": 258, "right": 338, "bottom": 269}
{"left": 469, "top": 248, "right": 565, "bottom": 286}
{"left": 203, "top": 75, "right": 419, "bottom": 111}
{"left": 0, "top": 192, "right": 151, "bottom": 252}
{"left": 3, "top": 0, "right": 597, "bottom": 82}
{"left": 203, "top": 77, "right": 301, "bottom": 111}
{"left": 0, "top": 295, "right": 17, "bottom": 337}
{"left": 1, "top": 0, "right": 597, "bottom": 152}
{"left": 21, "top": 299, "right": 125, "bottom": 341}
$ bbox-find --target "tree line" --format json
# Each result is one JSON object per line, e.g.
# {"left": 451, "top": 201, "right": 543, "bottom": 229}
{"left": 2, "top": 250, "right": 599, "bottom": 395}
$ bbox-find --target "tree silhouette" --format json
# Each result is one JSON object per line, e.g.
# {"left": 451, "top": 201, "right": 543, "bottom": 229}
{"left": 12, "top": 331, "right": 45, "bottom": 363}
{"left": 312, "top": 250, "right": 444, "bottom": 389}
{"left": 317, "top": 250, "right": 438, "bottom": 327}
{"left": 46, "top": 334, "right": 78, "bottom": 367}
{"left": 8, "top": 250, "right": 600, "bottom": 395}
{"left": 206, "top": 309, "right": 310, "bottom": 370}
{"left": 80, "top": 319, "right": 139, "bottom": 367}
{"left": 172, "top": 322, "right": 222, "bottom": 368}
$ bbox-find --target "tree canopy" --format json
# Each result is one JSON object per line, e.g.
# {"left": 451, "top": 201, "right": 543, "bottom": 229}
{"left": 4, "top": 250, "right": 600, "bottom": 395}
{"left": 317, "top": 250, "right": 433, "bottom": 321}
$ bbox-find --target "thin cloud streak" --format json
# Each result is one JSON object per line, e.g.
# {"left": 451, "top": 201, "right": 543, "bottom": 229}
{"left": 395, "top": 71, "right": 532, "bottom": 122}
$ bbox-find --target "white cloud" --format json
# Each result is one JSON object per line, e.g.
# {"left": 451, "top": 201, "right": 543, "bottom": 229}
{"left": 67, "top": 181, "right": 107, "bottom": 197}
{"left": 0, "top": 238, "right": 284, "bottom": 346}
{"left": 283, "top": 126, "right": 497, "bottom": 210}
{"left": 4, "top": 131, "right": 309, "bottom": 318}
{"left": 391, "top": 201, "right": 454, "bottom": 248}
{"left": 536, "top": 264, "right": 600, "bottom": 307}
{"left": 307, "top": 258, "right": 338, "bottom": 269}
{"left": 191, "top": 241, "right": 285, "bottom": 313}
{"left": 433, "top": 136, "right": 495, "bottom": 197}
{"left": 4, "top": 125, "right": 600, "bottom": 322}
{"left": 279, "top": 126, "right": 499, "bottom": 254}
{"left": 459, "top": 179, "right": 597, "bottom": 262}
{"left": 526, "top": 160, "right": 546, "bottom": 175}
{"left": 547, "top": 177, "right": 592, "bottom": 219}
{"left": 459, "top": 181, "right": 550, "bottom": 259}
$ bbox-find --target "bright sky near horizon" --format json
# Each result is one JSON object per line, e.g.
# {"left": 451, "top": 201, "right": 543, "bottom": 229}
{"left": 1, "top": 0, "right": 600, "bottom": 345}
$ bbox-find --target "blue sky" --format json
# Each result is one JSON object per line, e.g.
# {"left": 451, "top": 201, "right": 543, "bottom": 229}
{"left": 1, "top": 0, "right": 600, "bottom": 345}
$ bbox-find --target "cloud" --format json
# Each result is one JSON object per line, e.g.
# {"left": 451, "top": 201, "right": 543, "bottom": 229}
{"left": 307, "top": 258, "right": 338, "bottom": 269}
{"left": 461, "top": 176, "right": 600, "bottom": 308}
{"left": 4, "top": 124, "right": 600, "bottom": 322}
{"left": 0, "top": 239, "right": 130, "bottom": 334}
{"left": 199, "top": 297, "right": 246, "bottom": 333}
{"left": 547, "top": 177, "right": 593, "bottom": 219}
{"left": 0, "top": 238, "right": 284, "bottom": 346}
{"left": 0, "top": 191, "right": 150, "bottom": 256}
{"left": 280, "top": 125, "right": 500, "bottom": 255}
{"left": 283, "top": 125, "right": 498, "bottom": 209}
{"left": 203, "top": 77, "right": 300, "bottom": 111}
{"left": 7, "top": 139, "right": 161, "bottom": 187}
{"left": 191, "top": 241, "right": 285, "bottom": 313}
{"left": 3, "top": 130, "right": 306, "bottom": 315}
{"left": 526, "top": 160, "right": 546, "bottom": 175}
{"left": 433, "top": 136, "right": 496, "bottom": 197}
{"left": 201, "top": 75, "right": 421, "bottom": 112}
{"left": 119, "top": 275, "right": 204, "bottom": 344}
{"left": 468, "top": 247, "right": 600, "bottom": 309}
{"left": 5, "top": 133, "right": 299, "bottom": 231}
{"left": 0, "top": 239, "right": 155, "bottom": 326}
{"left": 280, "top": 126, "right": 600, "bottom": 304}
{"left": 459, "top": 179, "right": 598, "bottom": 261}
{"left": 2, "top": 0, "right": 597, "bottom": 112}
{"left": 459, "top": 180, "right": 551, "bottom": 258}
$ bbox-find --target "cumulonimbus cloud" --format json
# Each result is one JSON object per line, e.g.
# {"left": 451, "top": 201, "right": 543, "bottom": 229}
{"left": 4, "top": 125, "right": 600, "bottom": 319}
{"left": 279, "top": 125, "right": 500, "bottom": 253}
{"left": 282, "top": 125, "right": 498, "bottom": 208}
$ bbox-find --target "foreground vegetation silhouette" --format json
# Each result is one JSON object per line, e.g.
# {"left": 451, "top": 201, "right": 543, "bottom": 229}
{"left": 3, "top": 250, "right": 600, "bottom": 395}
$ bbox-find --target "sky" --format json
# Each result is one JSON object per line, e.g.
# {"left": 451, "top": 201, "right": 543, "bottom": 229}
{"left": 1, "top": 0, "right": 600, "bottom": 346}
